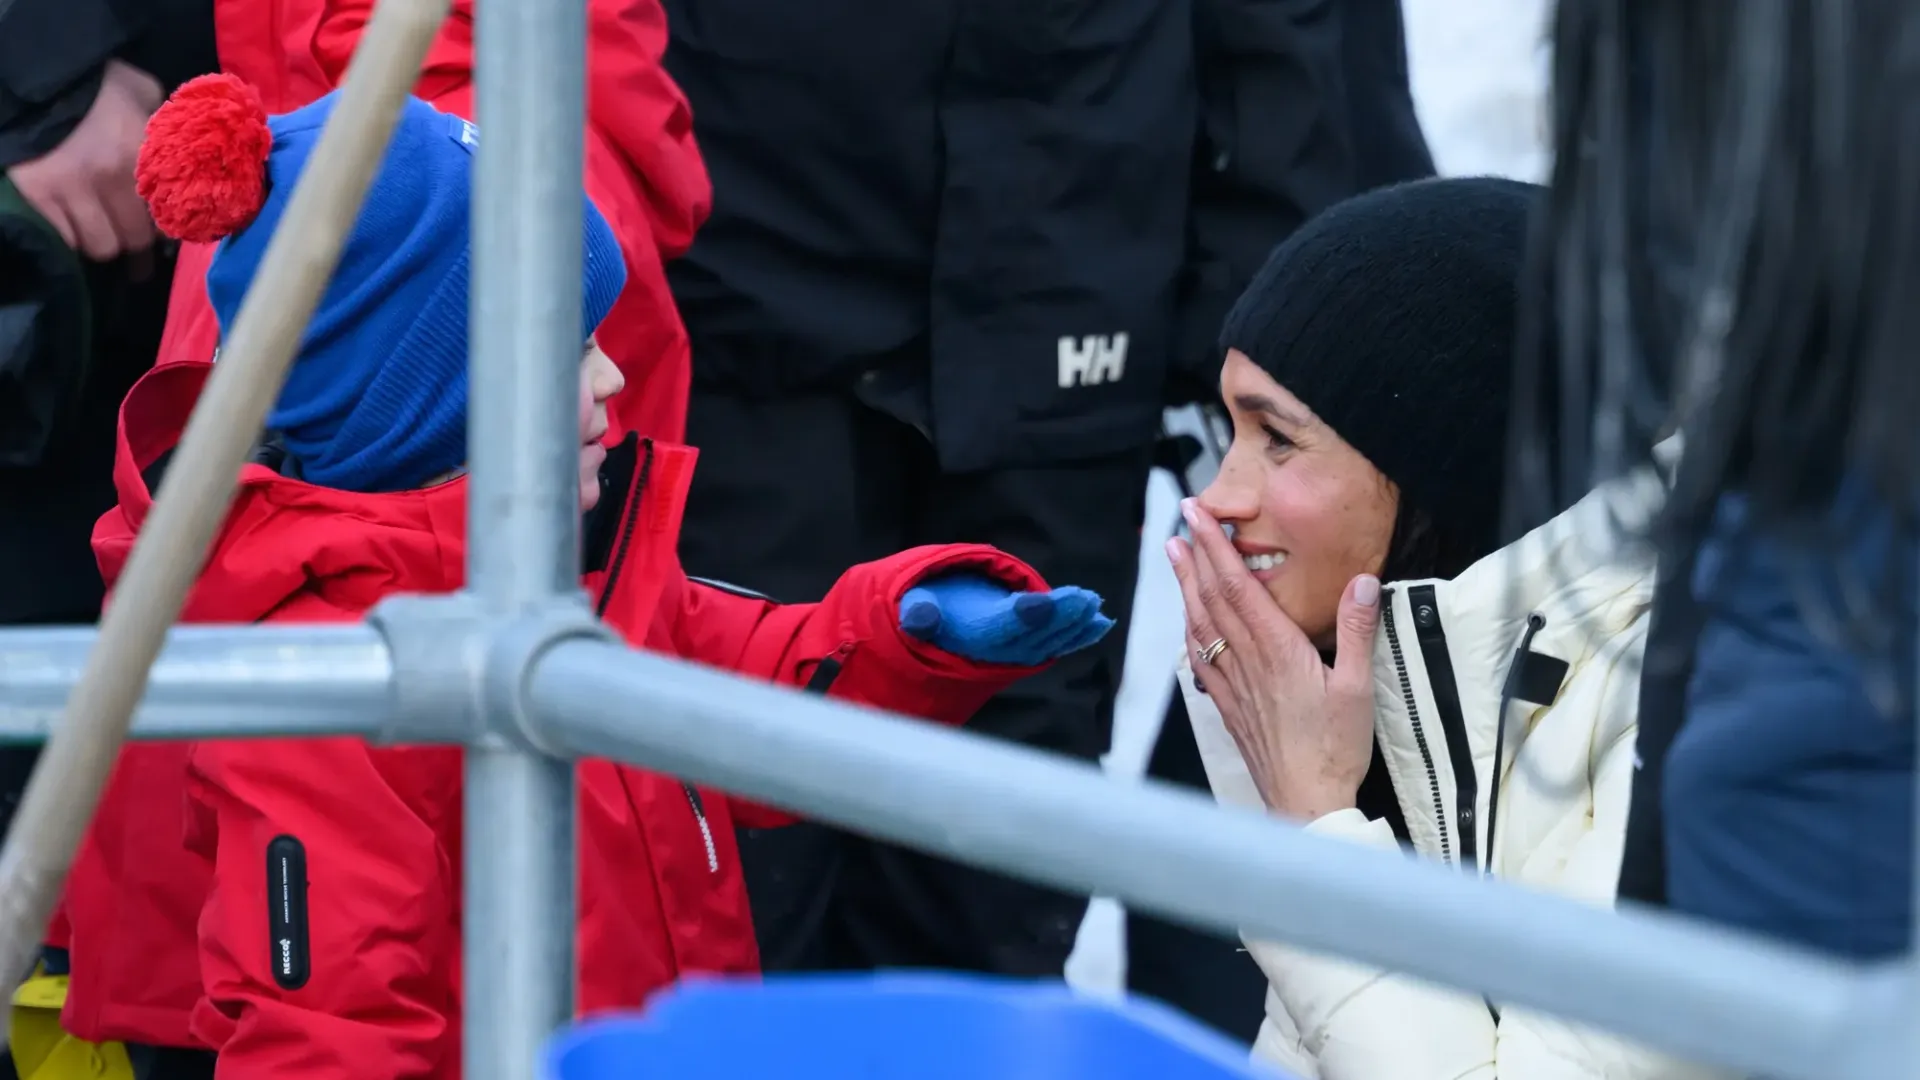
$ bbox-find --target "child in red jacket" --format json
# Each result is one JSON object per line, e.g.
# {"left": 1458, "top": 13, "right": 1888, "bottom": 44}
{"left": 53, "top": 76, "right": 1111, "bottom": 1080}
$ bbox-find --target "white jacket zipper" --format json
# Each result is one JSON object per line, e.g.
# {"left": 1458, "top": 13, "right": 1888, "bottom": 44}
{"left": 1381, "top": 589, "right": 1454, "bottom": 865}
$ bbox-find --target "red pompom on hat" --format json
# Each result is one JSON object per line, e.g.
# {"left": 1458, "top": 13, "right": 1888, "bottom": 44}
{"left": 135, "top": 74, "right": 273, "bottom": 244}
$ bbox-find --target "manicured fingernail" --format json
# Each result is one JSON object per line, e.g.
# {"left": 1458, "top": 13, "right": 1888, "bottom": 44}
{"left": 1180, "top": 498, "right": 1198, "bottom": 528}
{"left": 1164, "top": 538, "right": 1183, "bottom": 565}
{"left": 1353, "top": 574, "right": 1380, "bottom": 607}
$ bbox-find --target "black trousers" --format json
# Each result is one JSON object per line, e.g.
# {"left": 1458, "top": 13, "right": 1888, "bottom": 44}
{"left": 1124, "top": 692, "right": 1268, "bottom": 1043}
{"left": 677, "top": 386, "right": 1149, "bottom": 975}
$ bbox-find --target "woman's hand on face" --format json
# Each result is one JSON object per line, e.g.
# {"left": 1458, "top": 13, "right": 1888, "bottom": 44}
{"left": 1168, "top": 498, "right": 1382, "bottom": 822}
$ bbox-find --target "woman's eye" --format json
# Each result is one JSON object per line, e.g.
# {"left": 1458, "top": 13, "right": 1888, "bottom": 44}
{"left": 1261, "top": 423, "right": 1294, "bottom": 452}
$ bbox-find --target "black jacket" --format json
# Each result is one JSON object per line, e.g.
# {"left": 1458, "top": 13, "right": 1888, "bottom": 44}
{"left": 662, "top": 0, "right": 1432, "bottom": 472}
{"left": 0, "top": 0, "right": 218, "bottom": 168}
{"left": 0, "top": 0, "right": 217, "bottom": 623}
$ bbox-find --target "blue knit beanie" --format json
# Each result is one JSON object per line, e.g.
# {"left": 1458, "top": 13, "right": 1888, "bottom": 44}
{"left": 162, "top": 86, "right": 627, "bottom": 492}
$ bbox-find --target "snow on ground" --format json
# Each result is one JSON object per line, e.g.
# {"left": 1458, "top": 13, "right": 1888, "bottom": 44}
{"left": 1063, "top": 0, "right": 1552, "bottom": 996}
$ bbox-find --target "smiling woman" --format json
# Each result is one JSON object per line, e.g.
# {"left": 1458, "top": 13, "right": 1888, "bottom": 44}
{"left": 1167, "top": 178, "right": 1720, "bottom": 1080}
{"left": 1201, "top": 356, "right": 1398, "bottom": 648}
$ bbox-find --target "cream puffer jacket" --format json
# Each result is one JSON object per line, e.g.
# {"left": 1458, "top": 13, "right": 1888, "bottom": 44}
{"left": 1179, "top": 463, "right": 1724, "bottom": 1080}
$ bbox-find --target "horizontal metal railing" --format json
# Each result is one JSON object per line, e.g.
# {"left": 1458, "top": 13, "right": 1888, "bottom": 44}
{"left": 0, "top": 626, "right": 392, "bottom": 741}
{"left": 0, "top": 623, "right": 1904, "bottom": 1079}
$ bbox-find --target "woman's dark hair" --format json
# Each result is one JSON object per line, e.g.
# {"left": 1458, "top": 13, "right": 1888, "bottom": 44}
{"left": 1509, "top": 0, "right": 1920, "bottom": 674}
{"left": 1384, "top": 505, "right": 1493, "bottom": 585}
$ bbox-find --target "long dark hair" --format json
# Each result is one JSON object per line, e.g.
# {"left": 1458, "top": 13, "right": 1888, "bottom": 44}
{"left": 1509, "top": 0, "right": 1920, "bottom": 679}
{"left": 1383, "top": 505, "right": 1494, "bottom": 585}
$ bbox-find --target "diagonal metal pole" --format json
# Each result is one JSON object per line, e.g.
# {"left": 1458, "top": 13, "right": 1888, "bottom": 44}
{"left": 525, "top": 640, "right": 1893, "bottom": 1080}
{"left": 464, "top": 0, "right": 588, "bottom": 1069}
{"left": 0, "top": 0, "right": 449, "bottom": 1004}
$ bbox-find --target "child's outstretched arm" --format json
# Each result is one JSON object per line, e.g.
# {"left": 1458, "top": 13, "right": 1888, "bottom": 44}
{"left": 663, "top": 544, "right": 1102, "bottom": 722}
{"left": 656, "top": 544, "right": 1112, "bottom": 826}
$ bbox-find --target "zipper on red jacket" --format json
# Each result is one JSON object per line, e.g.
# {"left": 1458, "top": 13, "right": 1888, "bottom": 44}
{"left": 582, "top": 438, "right": 721, "bottom": 872}
{"left": 672, "top": 643, "right": 852, "bottom": 877}
{"left": 804, "top": 643, "right": 854, "bottom": 694}
{"left": 683, "top": 785, "right": 719, "bottom": 873}
{"left": 1380, "top": 588, "right": 1453, "bottom": 865}
{"left": 592, "top": 437, "right": 654, "bottom": 622}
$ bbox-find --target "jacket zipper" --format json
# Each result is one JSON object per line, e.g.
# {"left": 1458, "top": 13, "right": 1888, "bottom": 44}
{"left": 1380, "top": 588, "right": 1453, "bottom": 865}
{"left": 675, "top": 641, "right": 850, "bottom": 876}
{"left": 592, "top": 438, "right": 654, "bottom": 624}
{"left": 1486, "top": 612, "right": 1551, "bottom": 877}
{"left": 804, "top": 644, "right": 852, "bottom": 694}
{"left": 683, "top": 785, "right": 719, "bottom": 873}
{"left": 1407, "top": 584, "right": 1478, "bottom": 870}
{"left": 585, "top": 441, "right": 722, "bottom": 871}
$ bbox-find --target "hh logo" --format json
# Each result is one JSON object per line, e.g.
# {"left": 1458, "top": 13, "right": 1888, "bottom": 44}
{"left": 1057, "top": 333, "right": 1128, "bottom": 389}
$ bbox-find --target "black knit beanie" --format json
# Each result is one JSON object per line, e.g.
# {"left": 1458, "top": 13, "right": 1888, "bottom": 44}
{"left": 1219, "top": 176, "right": 1540, "bottom": 565}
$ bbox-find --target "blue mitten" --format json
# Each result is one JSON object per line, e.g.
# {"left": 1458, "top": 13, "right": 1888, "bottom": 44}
{"left": 898, "top": 572, "right": 1114, "bottom": 666}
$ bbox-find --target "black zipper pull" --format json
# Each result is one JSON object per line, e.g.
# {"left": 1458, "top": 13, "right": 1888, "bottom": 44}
{"left": 804, "top": 644, "right": 852, "bottom": 694}
{"left": 1486, "top": 613, "right": 1562, "bottom": 875}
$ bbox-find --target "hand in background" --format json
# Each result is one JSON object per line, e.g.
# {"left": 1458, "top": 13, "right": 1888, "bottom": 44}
{"left": 7, "top": 59, "right": 164, "bottom": 266}
{"left": 899, "top": 573, "right": 1113, "bottom": 667}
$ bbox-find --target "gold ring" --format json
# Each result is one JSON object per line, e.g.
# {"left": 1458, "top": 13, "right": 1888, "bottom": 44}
{"left": 1199, "top": 637, "right": 1229, "bottom": 666}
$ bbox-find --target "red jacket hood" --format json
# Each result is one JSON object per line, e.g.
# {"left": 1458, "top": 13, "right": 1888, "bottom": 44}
{"left": 308, "top": 0, "right": 710, "bottom": 257}
{"left": 96, "top": 362, "right": 468, "bottom": 621}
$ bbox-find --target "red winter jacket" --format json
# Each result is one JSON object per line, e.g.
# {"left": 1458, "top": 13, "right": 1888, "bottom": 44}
{"left": 153, "top": 0, "right": 706, "bottom": 444}
{"left": 58, "top": 363, "right": 1044, "bottom": 1073}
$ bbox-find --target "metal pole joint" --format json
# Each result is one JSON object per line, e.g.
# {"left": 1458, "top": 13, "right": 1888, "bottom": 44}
{"left": 479, "top": 596, "right": 610, "bottom": 756}
{"left": 368, "top": 592, "right": 611, "bottom": 754}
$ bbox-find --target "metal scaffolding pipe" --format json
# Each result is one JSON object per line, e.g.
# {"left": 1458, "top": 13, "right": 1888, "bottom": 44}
{"left": 0, "top": 625, "right": 393, "bottom": 742}
{"left": 527, "top": 639, "right": 1869, "bottom": 1080}
{"left": 466, "top": 0, "right": 589, "bottom": 1066}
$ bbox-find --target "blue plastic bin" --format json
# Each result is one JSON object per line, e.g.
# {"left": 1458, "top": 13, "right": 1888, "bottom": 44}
{"left": 545, "top": 973, "right": 1289, "bottom": 1079}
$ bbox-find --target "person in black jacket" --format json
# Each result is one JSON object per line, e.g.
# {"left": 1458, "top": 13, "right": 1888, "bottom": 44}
{"left": 0, "top": 0, "right": 219, "bottom": 841}
{"left": 662, "top": 0, "right": 1434, "bottom": 989}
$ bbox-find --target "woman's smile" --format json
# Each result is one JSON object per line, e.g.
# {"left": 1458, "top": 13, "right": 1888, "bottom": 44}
{"left": 1234, "top": 542, "right": 1287, "bottom": 580}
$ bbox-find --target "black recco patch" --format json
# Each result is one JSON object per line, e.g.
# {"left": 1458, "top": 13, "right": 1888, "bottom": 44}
{"left": 265, "top": 835, "right": 311, "bottom": 990}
